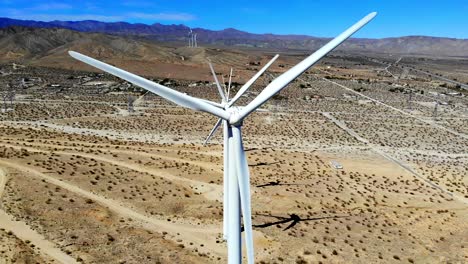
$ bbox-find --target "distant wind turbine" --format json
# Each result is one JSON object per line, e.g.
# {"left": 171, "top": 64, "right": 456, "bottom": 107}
{"left": 188, "top": 28, "right": 193, "bottom": 47}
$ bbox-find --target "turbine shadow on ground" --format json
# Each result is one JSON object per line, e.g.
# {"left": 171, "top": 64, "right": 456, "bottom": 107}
{"left": 244, "top": 148, "right": 259, "bottom": 152}
{"left": 248, "top": 161, "right": 282, "bottom": 167}
{"left": 242, "top": 214, "right": 352, "bottom": 231}
{"left": 256, "top": 180, "right": 309, "bottom": 188}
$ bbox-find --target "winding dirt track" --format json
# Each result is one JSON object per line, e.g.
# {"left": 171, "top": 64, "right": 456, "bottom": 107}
{"left": 322, "top": 112, "right": 468, "bottom": 205}
{"left": 0, "top": 138, "right": 279, "bottom": 261}
{"left": 0, "top": 168, "right": 79, "bottom": 264}
{"left": 320, "top": 75, "right": 468, "bottom": 140}
{"left": 0, "top": 159, "right": 226, "bottom": 256}
{"left": 0, "top": 135, "right": 238, "bottom": 258}
{"left": 0, "top": 140, "right": 223, "bottom": 202}
{"left": 0, "top": 169, "right": 6, "bottom": 195}
{"left": 61, "top": 150, "right": 224, "bottom": 201}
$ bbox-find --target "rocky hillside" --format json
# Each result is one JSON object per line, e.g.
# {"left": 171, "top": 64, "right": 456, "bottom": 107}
{"left": 1, "top": 17, "right": 467, "bottom": 56}
{"left": 0, "top": 26, "right": 267, "bottom": 81}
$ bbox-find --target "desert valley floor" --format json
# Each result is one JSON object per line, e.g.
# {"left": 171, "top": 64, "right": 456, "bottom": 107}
{"left": 0, "top": 49, "right": 467, "bottom": 263}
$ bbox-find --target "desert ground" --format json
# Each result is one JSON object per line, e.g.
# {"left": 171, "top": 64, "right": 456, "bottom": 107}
{"left": 0, "top": 48, "right": 467, "bottom": 263}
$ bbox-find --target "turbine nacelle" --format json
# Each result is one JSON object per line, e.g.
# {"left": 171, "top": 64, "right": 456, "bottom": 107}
{"left": 228, "top": 111, "right": 243, "bottom": 126}
{"left": 227, "top": 107, "right": 243, "bottom": 126}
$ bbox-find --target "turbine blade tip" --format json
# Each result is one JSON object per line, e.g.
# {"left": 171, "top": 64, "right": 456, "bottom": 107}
{"left": 69, "top": 51, "right": 86, "bottom": 60}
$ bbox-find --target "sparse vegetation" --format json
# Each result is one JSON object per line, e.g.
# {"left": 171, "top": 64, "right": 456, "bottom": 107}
{"left": 0, "top": 51, "right": 466, "bottom": 263}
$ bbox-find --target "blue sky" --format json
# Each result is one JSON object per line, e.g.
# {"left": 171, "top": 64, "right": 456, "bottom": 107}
{"left": 1, "top": 0, "right": 467, "bottom": 39}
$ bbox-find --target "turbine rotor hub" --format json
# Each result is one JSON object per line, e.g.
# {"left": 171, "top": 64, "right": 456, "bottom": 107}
{"left": 221, "top": 101, "right": 228, "bottom": 110}
{"left": 227, "top": 107, "right": 243, "bottom": 126}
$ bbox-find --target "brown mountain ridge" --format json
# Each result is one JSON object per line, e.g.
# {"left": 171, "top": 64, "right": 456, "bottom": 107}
{"left": 0, "top": 17, "right": 468, "bottom": 57}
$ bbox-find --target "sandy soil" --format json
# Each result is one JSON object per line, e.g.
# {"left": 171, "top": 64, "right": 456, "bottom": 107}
{"left": 0, "top": 167, "right": 75, "bottom": 263}
{"left": 0, "top": 53, "right": 467, "bottom": 263}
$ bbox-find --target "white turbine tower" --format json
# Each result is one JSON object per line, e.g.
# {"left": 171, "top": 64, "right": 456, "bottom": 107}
{"left": 206, "top": 55, "right": 279, "bottom": 241}
{"left": 69, "top": 12, "right": 377, "bottom": 264}
{"left": 188, "top": 28, "right": 193, "bottom": 47}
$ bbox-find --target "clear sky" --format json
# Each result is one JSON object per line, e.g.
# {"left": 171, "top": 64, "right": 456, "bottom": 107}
{"left": 1, "top": 0, "right": 467, "bottom": 39}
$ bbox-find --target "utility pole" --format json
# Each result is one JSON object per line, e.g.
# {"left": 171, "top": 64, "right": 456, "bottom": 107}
{"left": 128, "top": 94, "right": 135, "bottom": 113}
{"left": 1, "top": 92, "right": 6, "bottom": 112}
{"left": 433, "top": 101, "right": 439, "bottom": 121}
{"left": 8, "top": 90, "right": 15, "bottom": 111}
{"left": 407, "top": 90, "right": 413, "bottom": 111}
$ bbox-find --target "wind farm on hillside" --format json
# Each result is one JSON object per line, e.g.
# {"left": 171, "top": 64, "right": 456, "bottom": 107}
{"left": 0, "top": 6, "right": 467, "bottom": 264}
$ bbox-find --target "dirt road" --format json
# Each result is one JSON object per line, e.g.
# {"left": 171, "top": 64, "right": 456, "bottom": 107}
{"left": 322, "top": 112, "right": 468, "bottom": 205}
{"left": 0, "top": 160, "right": 225, "bottom": 257}
{"left": 320, "top": 75, "right": 468, "bottom": 140}
{"left": 0, "top": 140, "right": 223, "bottom": 202}
{"left": 0, "top": 168, "right": 79, "bottom": 264}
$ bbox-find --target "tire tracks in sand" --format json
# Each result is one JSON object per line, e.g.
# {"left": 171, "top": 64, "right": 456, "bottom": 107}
{"left": 0, "top": 160, "right": 226, "bottom": 257}
{"left": 0, "top": 167, "right": 79, "bottom": 264}
{"left": 1, "top": 141, "right": 223, "bottom": 202}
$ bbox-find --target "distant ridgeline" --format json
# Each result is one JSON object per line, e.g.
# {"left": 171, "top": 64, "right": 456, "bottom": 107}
{"left": 0, "top": 17, "right": 467, "bottom": 56}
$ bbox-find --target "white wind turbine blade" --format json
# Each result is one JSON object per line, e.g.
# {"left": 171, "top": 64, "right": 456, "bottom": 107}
{"left": 209, "top": 62, "right": 227, "bottom": 102}
{"left": 222, "top": 75, "right": 227, "bottom": 86}
{"left": 228, "top": 54, "right": 279, "bottom": 107}
{"left": 200, "top": 99, "right": 224, "bottom": 108}
{"left": 203, "top": 118, "right": 222, "bottom": 146}
{"left": 227, "top": 68, "right": 233, "bottom": 100}
{"left": 69, "top": 51, "right": 230, "bottom": 120}
{"left": 232, "top": 126, "right": 254, "bottom": 264}
{"left": 232, "top": 12, "right": 377, "bottom": 123}
{"left": 222, "top": 75, "right": 227, "bottom": 95}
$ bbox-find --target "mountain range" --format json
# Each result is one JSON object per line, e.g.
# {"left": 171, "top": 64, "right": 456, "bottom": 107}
{"left": 1, "top": 17, "right": 468, "bottom": 57}
{"left": 0, "top": 25, "right": 268, "bottom": 81}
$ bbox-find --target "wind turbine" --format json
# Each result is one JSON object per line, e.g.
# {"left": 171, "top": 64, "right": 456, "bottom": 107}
{"left": 206, "top": 55, "right": 279, "bottom": 242}
{"left": 188, "top": 28, "right": 193, "bottom": 47}
{"left": 68, "top": 12, "right": 377, "bottom": 264}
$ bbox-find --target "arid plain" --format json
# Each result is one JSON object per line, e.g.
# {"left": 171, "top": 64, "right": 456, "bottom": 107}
{"left": 0, "top": 47, "right": 467, "bottom": 263}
